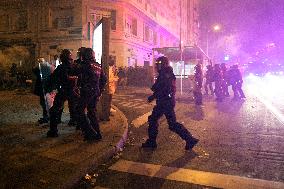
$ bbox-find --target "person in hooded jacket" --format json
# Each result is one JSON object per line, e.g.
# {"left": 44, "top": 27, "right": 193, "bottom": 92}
{"left": 142, "top": 56, "right": 199, "bottom": 150}
{"left": 76, "top": 48, "right": 107, "bottom": 141}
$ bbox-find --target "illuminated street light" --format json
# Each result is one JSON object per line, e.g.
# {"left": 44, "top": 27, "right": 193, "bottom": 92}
{"left": 213, "top": 25, "right": 221, "bottom": 31}
{"left": 206, "top": 24, "right": 222, "bottom": 58}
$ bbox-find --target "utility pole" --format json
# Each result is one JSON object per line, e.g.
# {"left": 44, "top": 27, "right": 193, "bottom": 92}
{"left": 180, "top": 0, "right": 183, "bottom": 95}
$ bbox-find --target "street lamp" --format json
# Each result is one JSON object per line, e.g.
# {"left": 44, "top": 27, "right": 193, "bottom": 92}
{"left": 213, "top": 25, "right": 221, "bottom": 31}
{"left": 206, "top": 24, "right": 221, "bottom": 58}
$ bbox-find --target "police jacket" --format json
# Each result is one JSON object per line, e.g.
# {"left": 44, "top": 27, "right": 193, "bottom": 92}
{"left": 79, "top": 60, "right": 107, "bottom": 97}
{"left": 151, "top": 66, "right": 176, "bottom": 105}
{"left": 49, "top": 61, "right": 78, "bottom": 95}
{"left": 205, "top": 69, "right": 214, "bottom": 82}
{"left": 194, "top": 67, "right": 203, "bottom": 88}
{"left": 230, "top": 68, "right": 243, "bottom": 85}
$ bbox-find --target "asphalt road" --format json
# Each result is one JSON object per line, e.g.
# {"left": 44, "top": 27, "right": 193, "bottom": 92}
{"left": 78, "top": 79, "right": 284, "bottom": 189}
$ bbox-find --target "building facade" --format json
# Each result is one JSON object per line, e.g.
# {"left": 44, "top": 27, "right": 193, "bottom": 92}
{"left": 0, "top": 0, "right": 199, "bottom": 67}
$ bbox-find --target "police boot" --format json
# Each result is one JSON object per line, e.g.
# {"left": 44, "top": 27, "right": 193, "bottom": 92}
{"left": 171, "top": 122, "right": 199, "bottom": 150}
{"left": 142, "top": 139, "right": 157, "bottom": 149}
{"left": 185, "top": 137, "right": 199, "bottom": 150}
{"left": 38, "top": 117, "right": 49, "bottom": 124}
{"left": 46, "top": 130, "right": 58, "bottom": 138}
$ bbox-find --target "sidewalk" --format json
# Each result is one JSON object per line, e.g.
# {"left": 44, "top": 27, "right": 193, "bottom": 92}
{"left": 0, "top": 90, "right": 128, "bottom": 189}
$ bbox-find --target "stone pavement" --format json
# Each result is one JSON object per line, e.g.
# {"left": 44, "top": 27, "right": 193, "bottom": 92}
{"left": 0, "top": 90, "right": 128, "bottom": 189}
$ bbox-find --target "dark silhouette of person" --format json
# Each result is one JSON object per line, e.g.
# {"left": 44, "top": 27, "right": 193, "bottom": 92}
{"left": 142, "top": 56, "right": 199, "bottom": 150}
{"left": 76, "top": 48, "right": 107, "bottom": 141}
{"left": 46, "top": 49, "right": 79, "bottom": 137}
{"left": 193, "top": 64, "right": 203, "bottom": 105}
{"left": 231, "top": 64, "right": 245, "bottom": 99}
{"left": 204, "top": 64, "right": 214, "bottom": 95}
{"left": 213, "top": 64, "right": 223, "bottom": 102}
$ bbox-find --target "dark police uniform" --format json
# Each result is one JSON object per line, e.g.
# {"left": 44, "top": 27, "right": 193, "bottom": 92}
{"left": 213, "top": 64, "right": 224, "bottom": 102}
{"left": 221, "top": 63, "right": 230, "bottom": 97}
{"left": 205, "top": 65, "right": 214, "bottom": 95}
{"left": 77, "top": 60, "right": 107, "bottom": 141}
{"left": 143, "top": 64, "right": 198, "bottom": 150}
{"left": 230, "top": 65, "right": 245, "bottom": 99}
{"left": 47, "top": 60, "right": 79, "bottom": 137}
{"left": 194, "top": 64, "right": 203, "bottom": 105}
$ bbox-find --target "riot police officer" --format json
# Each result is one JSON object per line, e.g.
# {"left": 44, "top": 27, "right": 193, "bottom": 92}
{"left": 221, "top": 63, "right": 230, "bottom": 97}
{"left": 46, "top": 49, "right": 79, "bottom": 137}
{"left": 193, "top": 64, "right": 203, "bottom": 105}
{"left": 77, "top": 48, "right": 107, "bottom": 141}
{"left": 66, "top": 47, "right": 86, "bottom": 127}
{"left": 231, "top": 64, "right": 245, "bottom": 99}
{"left": 213, "top": 64, "right": 223, "bottom": 102}
{"left": 142, "top": 56, "right": 199, "bottom": 150}
{"left": 74, "top": 47, "right": 86, "bottom": 65}
{"left": 204, "top": 64, "right": 214, "bottom": 95}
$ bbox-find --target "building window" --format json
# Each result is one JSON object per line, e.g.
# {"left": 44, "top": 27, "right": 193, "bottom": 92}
{"left": 52, "top": 8, "right": 73, "bottom": 28}
{"left": 144, "top": 24, "right": 153, "bottom": 43}
{"left": 144, "top": 25, "right": 149, "bottom": 42}
{"left": 92, "top": 9, "right": 116, "bottom": 31}
{"left": 125, "top": 16, "right": 132, "bottom": 34}
{"left": 132, "top": 18, "right": 137, "bottom": 36}
{"left": 0, "top": 14, "right": 9, "bottom": 31}
{"left": 111, "top": 10, "right": 116, "bottom": 30}
{"left": 153, "top": 32, "right": 157, "bottom": 45}
{"left": 12, "top": 10, "right": 28, "bottom": 31}
{"left": 125, "top": 16, "right": 137, "bottom": 36}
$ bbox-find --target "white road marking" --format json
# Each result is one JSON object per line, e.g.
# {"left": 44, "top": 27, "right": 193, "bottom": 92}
{"left": 131, "top": 111, "right": 152, "bottom": 128}
{"left": 110, "top": 159, "right": 284, "bottom": 189}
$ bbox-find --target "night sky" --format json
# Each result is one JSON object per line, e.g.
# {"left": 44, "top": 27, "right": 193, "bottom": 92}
{"left": 199, "top": 0, "right": 284, "bottom": 54}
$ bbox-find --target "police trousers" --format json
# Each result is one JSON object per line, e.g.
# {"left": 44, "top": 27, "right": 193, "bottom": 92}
{"left": 148, "top": 101, "right": 194, "bottom": 142}
{"left": 49, "top": 92, "right": 79, "bottom": 133}
{"left": 232, "top": 83, "right": 245, "bottom": 98}
{"left": 77, "top": 94, "right": 100, "bottom": 139}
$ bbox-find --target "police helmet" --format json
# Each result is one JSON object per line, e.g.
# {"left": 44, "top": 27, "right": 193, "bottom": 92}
{"left": 82, "top": 48, "right": 95, "bottom": 62}
{"left": 60, "top": 49, "right": 72, "bottom": 62}
{"left": 77, "top": 47, "right": 86, "bottom": 58}
{"left": 155, "top": 56, "right": 169, "bottom": 67}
